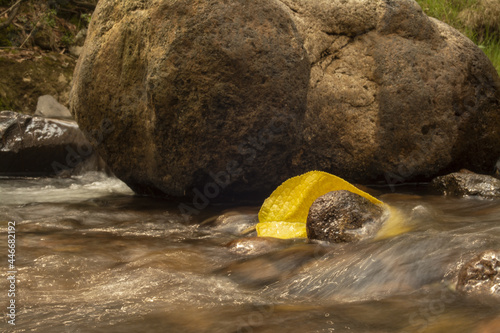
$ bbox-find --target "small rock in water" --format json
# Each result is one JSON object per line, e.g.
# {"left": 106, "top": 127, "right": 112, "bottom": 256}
{"left": 306, "top": 190, "right": 385, "bottom": 243}
{"left": 431, "top": 172, "right": 500, "bottom": 198}
{"left": 457, "top": 250, "right": 500, "bottom": 298}
{"left": 226, "top": 237, "right": 298, "bottom": 256}
{"left": 202, "top": 208, "right": 259, "bottom": 235}
{"left": 220, "top": 244, "right": 327, "bottom": 287}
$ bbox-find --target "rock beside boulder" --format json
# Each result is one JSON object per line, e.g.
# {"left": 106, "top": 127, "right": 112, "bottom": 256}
{"left": 71, "top": 0, "right": 500, "bottom": 201}
{"left": 0, "top": 111, "right": 105, "bottom": 176}
{"left": 431, "top": 171, "right": 500, "bottom": 197}
{"left": 306, "top": 190, "right": 385, "bottom": 243}
{"left": 457, "top": 250, "right": 500, "bottom": 298}
{"left": 35, "top": 95, "right": 73, "bottom": 120}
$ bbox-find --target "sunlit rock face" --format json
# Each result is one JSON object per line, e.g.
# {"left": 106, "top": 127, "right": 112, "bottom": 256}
{"left": 71, "top": 0, "right": 500, "bottom": 201}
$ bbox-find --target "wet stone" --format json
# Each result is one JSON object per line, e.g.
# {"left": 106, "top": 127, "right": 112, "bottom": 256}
{"left": 431, "top": 172, "right": 500, "bottom": 198}
{"left": 457, "top": 250, "right": 500, "bottom": 297}
{"left": 201, "top": 208, "right": 259, "bottom": 236}
{"left": 306, "top": 190, "right": 385, "bottom": 243}
{"left": 0, "top": 111, "right": 104, "bottom": 176}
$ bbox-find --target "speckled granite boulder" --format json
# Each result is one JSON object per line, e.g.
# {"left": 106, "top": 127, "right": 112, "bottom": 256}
{"left": 71, "top": 0, "right": 500, "bottom": 201}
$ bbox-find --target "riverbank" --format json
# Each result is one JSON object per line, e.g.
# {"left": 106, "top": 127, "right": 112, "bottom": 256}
{"left": 0, "top": 0, "right": 95, "bottom": 113}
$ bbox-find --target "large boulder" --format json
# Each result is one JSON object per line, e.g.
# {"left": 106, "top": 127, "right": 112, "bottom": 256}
{"left": 293, "top": 0, "right": 500, "bottom": 181}
{"left": 71, "top": 0, "right": 500, "bottom": 200}
{"left": 71, "top": 0, "right": 309, "bottom": 198}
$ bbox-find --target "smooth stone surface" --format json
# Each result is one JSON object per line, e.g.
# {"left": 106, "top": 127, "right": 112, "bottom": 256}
{"left": 220, "top": 244, "right": 327, "bottom": 287}
{"left": 35, "top": 95, "right": 73, "bottom": 120}
{"left": 306, "top": 190, "right": 385, "bottom": 243}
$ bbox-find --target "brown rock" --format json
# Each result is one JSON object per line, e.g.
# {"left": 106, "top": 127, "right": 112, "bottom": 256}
{"left": 220, "top": 244, "right": 326, "bottom": 287}
{"left": 294, "top": 0, "right": 500, "bottom": 182}
{"left": 306, "top": 190, "right": 385, "bottom": 243}
{"left": 70, "top": 0, "right": 309, "bottom": 198}
{"left": 71, "top": 0, "right": 500, "bottom": 201}
{"left": 0, "top": 111, "right": 105, "bottom": 176}
{"left": 476, "top": 316, "right": 500, "bottom": 333}
{"left": 457, "top": 250, "right": 500, "bottom": 298}
{"left": 431, "top": 172, "right": 500, "bottom": 197}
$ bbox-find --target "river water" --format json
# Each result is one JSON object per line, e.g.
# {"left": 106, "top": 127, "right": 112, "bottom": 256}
{"left": 1, "top": 172, "right": 499, "bottom": 332}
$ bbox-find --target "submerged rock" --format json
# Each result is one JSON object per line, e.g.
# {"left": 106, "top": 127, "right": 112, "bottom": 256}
{"left": 226, "top": 237, "right": 299, "bottom": 256}
{"left": 457, "top": 250, "right": 500, "bottom": 298}
{"left": 220, "top": 244, "right": 327, "bottom": 287}
{"left": 476, "top": 316, "right": 500, "bottom": 333}
{"left": 306, "top": 190, "right": 385, "bottom": 243}
{"left": 71, "top": 0, "right": 500, "bottom": 200}
{"left": 201, "top": 208, "right": 259, "bottom": 235}
{"left": 431, "top": 172, "right": 500, "bottom": 197}
{"left": 0, "top": 111, "right": 105, "bottom": 176}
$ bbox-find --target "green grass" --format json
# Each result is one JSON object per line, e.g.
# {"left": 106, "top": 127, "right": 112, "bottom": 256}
{"left": 416, "top": 0, "right": 500, "bottom": 75}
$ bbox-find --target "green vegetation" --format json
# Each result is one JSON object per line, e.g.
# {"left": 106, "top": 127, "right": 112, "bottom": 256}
{"left": 0, "top": 0, "right": 498, "bottom": 75}
{"left": 416, "top": 0, "right": 500, "bottom": 75}
{"left": 0, "top": 0, "right": 96, "bottom": 50}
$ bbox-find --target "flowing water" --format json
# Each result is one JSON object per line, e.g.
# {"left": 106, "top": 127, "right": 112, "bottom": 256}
{"left": 1, "top": 172, "right": 499, "bottom": 332}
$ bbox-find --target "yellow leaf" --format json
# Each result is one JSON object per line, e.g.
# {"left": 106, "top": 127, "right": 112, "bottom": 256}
{"left": 256, "top": 221, "right": 307, "bottom": 239}
{"left": 258, "top": 171, "right": 383, "bottom": 226}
